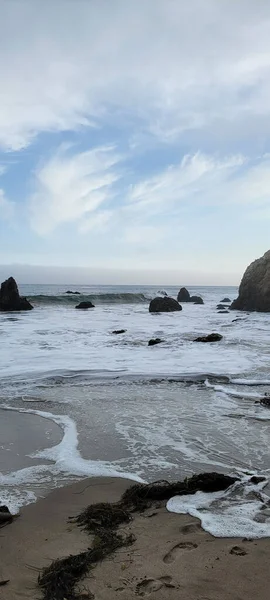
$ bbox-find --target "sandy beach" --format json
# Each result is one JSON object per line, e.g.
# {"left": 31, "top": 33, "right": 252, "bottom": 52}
{"left": 1, "top": 476, "right": 270, "bottom": 600}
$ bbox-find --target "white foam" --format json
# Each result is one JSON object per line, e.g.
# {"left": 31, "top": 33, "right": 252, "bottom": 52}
{"left": 205, "top": 380, "right": 262, "bottom": 400}
{"left": 167, "top": 477, "right": 270, "bottom": 538}
{"left": 0, "top": 489, "right": 37, "bottom": 513}
{"left": 0, "top": 405, "right": 144, "bottom": 490}
{"left": 231, "top": 379, "right": 270, "bottom": 386}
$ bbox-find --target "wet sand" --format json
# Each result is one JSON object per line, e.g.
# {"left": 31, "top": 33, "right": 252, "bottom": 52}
{"left": 0, "top": 408, "right": 62, "bottom": 474}
{"left": 1, "top": 477, "right": 270, "bottom": 600}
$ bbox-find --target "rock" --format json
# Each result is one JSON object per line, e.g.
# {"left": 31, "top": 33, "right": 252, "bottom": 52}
{"left": 231, "top": 250, "right": 270, "bottom": 312}
{"left": 260, "top": 395, "right": 270, "bottom": 407}
{"left": 177, "top": 287, "right": 191, "bottom": 302}
{"left": 75, "top": 301, "right": 95, "bottom": 309}
{"left": 0, "top": 277, "right": 33, "bottom": 311}
{"left": 65, "top": 290, "right": 80, "bottom": 294}
{"left": 149, "top": 297, "right": 182, "bottom": 313}
{"left": 221, "top": 297, "right": 231, "bottom": 303}
{"left": 148, "top": 338, "right": 163, "bottom": 346}
{"left": 0, "top": 505, "right": 10, "bottom": 513}
{"left": 250, "top": 476, "right": 266, "bottom": 484}
{"left": 190, "top": 295, "right": 204, "bottom": 304}
{"left": 218, "top": 310, "right": 229, "bottom": 313}
{"left": 194, "top": 333, "right": 223, "bottom": 343}
{"left": 112, "top": 329, "right": 126, "bottom": 334}
{"left": 216, "top": 304, "right": 227, "bottom": 309}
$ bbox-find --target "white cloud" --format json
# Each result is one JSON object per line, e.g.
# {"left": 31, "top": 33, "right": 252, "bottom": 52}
{"left": 30, "top": 145, "right": 122, "bottom": 234}
{"left": 0, "top": 189, "right": 13, "bottom": 220}
{"left": 1, "top": 1, "right": 270, "bottom": 149}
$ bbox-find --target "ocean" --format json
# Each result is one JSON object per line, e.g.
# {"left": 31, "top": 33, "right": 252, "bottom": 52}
{"left": 1, "top": 283, "right": 270, "bottom": 538}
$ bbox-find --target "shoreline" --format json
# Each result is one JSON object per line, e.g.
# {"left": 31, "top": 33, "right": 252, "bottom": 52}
{"left": 1, "top": 476, "right": 270, "bottom": 599}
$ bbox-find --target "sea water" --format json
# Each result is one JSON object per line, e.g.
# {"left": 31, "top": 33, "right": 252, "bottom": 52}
{"left": 1, "top": 284, "right": 270, "bottom": 537}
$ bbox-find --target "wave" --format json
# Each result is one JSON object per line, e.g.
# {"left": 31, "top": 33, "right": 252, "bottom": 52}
{"left": 28, "top": 292, "right": 148, "bottom": 306}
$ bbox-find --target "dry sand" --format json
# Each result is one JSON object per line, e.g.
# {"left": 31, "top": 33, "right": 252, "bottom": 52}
{"left": 0, "top": 477, "right": 270, "bottom": 599}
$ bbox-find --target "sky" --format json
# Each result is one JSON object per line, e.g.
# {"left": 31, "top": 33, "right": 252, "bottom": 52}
{"left": 0, "top": 0, "right": 270, "bottom": 285}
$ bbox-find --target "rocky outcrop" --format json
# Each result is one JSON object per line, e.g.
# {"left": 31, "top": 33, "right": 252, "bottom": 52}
{"left": 221, "top": 297, "right": 231, "bottom": 303}
{"left": 177, "top": 287, "right": 190, "bottom": 302}
{"left": 231, "top": 250, "right": 270, "bottom": 312}
{"left": 75, "top": 301, "right": 95, "bottom": 309}
{"left": 177, "top": 288, "right": 204, "bottom": 304}
{"left": 148, "top": 338, "right": 163, "bottom": 346}
{"left": 190, "top": 295, "right": 204, "bottom": 304}
{"left": 194, "top": 333, "right": 223, "bottom": 343}
{"left": 149, "top": 297, "right": 182, "bottom": 313}
{"left": 0, "top": 277, "right": 33, "bottom": 311}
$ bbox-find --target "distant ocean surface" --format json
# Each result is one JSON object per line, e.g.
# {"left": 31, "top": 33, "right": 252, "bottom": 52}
{"left": 1, "top": 283, "right": 270, "bottom": 538}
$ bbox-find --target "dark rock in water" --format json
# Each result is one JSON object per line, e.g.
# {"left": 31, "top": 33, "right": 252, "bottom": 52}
{"left": 149, "top": 297, "right": 182, "bottom": 313}
{"left": 218, "top": 310, "right": 229, "bottom": 314}
{"left": 0, "top": 505, "right": 10, "bottom": 513}
{"left": 112, "top": 329, "right": 126, "bottom": 334}
{"left": 177, "top": 287, "right": 191, "bottom": 302}
{"left": 194, "top": 333, "right": 223, "bottom": 343}
{"left": 190, "top": 295, "right": 204, "bottom": 304}
{"left": 75, "top": 301, "right": 95, "bottom": 309}
{"left": 148, "top": 338, "right": 163, "bottom": 346}
{"left": 216, "top": 304, "right": 227, "bottom": 309}
{"left": 250, "top": 475, "right": 266, "bottom": 484}
{"left": 260, "top": 394, "right": 270, "bottom": 407}
{"left": 0, "top": 277, "right": 33, "bottom": 311}
{"left": 232, "top": 317, "right": 245, "bottom": 323}
{"left": 231, "top": 250, "right": 270, "bottom": 312}
{"left": 221, "top": 297, "right": 231, "bottom": 303}
{"left": 65, "top": 290, "right": 80, "bottom": 294}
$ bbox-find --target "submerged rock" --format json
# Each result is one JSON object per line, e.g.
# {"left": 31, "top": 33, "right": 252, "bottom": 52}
{"left": 149, "top": 297, "right": 182, "bottom": 313}
{"left": 0, "top": 277, "right": 33, "bottom": 311}
{"left": 190, "top": 295, "right": 204, "bottom": 304}
{"left": 231, "top": 250, "right": 270, "bottom": 312}
{"left": 75, "top": 301, "right": 95, "bottom": 309}
{"left": 194, "top": 333, "right": 223, "bottom": 343}
{"left": 66, "top": 290, "right": 80, "bottom": 294}
{"left": 112, "top": 329, "right": 126, "bottom": 334}
{"left": 148, "top": 338, "right": 163, "bottom": 346}
{"left": 216, "top": 304, "right": 227, "bottom": 309}
{"left": 221, "top": 297, "right": 231, "bottom": 303}
{"left": 177, "top": 287, "right": 191, "bottom": 302}
{"left": 218, "top": 310, "right": 229, "bottom": 314}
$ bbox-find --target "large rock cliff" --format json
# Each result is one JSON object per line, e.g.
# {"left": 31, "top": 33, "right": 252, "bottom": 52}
{"left": 231, "top": 250, "right": 270, "bottom": 312}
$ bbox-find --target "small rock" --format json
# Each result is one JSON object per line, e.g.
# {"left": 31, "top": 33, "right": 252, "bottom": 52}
{"left": 75, "top": 301, "right": 95, "bottom": 309}
{"left": 216, "top": 304, "right": 227, "bottom": 309}
{"left": 249, "top": 476, "right": 266, "bottom": 484}
{"left": 218, "top": 310, "right": 229, "bottom": 313}
{"left": 221, "top": 298, "right": 231, "bottom": 303}
{"left": 149, "top": 297, "right": 182, "bottom": 313}
{"left": 112, "top": 329, "right": 126, "bottom": 334}
{"left": 177, "top": 287, "right": 191, "bottom": 302}
{"left": 194, "top": 333, "right": 223, "bottom": 343}
{"left": 190, "top": 295, "right": 204, "bottom": 304}
{"left": 148, "top": 338, "right": 163, "bottom": 346}
{"left": 65, "top": 290, "right": 80, "bottom": 294}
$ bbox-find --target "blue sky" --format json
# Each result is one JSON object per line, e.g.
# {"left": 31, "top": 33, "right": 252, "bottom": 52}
{"left": 1, "top": 0, "right": 270, "bottom": 285}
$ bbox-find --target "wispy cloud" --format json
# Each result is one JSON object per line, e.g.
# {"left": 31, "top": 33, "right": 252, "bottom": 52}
{"left": 1, "top": 1, "right": 270, "bottom": 150}
{"left": 30, "top": 145, "right": 122, "bottom": 234}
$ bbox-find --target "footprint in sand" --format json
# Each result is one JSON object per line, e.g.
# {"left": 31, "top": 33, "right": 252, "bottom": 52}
{"left": 163, "top": 541, "right": 198, "bottom": 564}
{"left": 180, "top": 522, "right": 201, "bottom": 535}
{"left": 230, "top": 546, "right": 247, "bottom": 556}
{"left": 136, "top": 576, "right": 175, "bottom": 596}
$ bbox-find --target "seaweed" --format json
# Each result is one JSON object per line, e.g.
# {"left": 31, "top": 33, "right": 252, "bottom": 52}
{"left": 38, "top": 472, "right": 238, "bottom": 600}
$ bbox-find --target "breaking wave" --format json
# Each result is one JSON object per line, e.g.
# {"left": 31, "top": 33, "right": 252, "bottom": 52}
{"left": 28, "top": 293, "right": 148, "bottom": 306}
